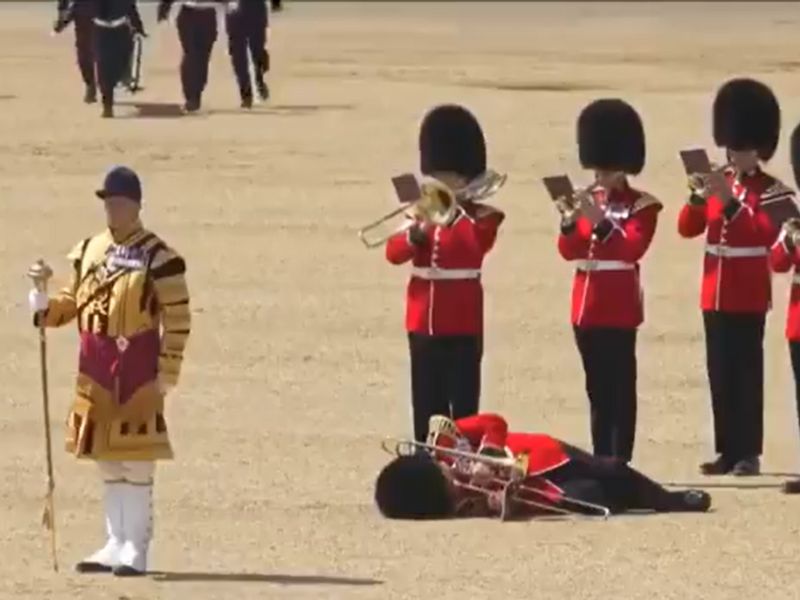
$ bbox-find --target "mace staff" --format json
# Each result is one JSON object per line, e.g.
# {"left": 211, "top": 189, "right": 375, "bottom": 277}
{"left": 27, "top": 259, "right": 58, "bottom": 573}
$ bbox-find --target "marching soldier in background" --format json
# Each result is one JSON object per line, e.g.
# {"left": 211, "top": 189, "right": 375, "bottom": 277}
{"left": 225, "top": 0, "right": 270, "bottom": 108}
{"left": 769, "top": 123, "right": 800, "bottom": 494}
{"left": 271, "top": 0, "right": 282, "bottom": 11}
{"left": 54, "top": 0, "right": 98, "bottom": 103}
{"left": 678, "top": 78, "right": 782, "bottom": 476}
{"left": 27, "top": 166, "right": 191, "bottom": 575}
{"left": 158, "top": 0, "right": 226, "bottom": 113}
{"left": 384, "top": 104, "right": 505, "bottom": 443}
{"left": 93, "top": 0, "right": 146, "bottom": 118}
{"left": 556, "top": 99, "right": 661, "bottom": 464}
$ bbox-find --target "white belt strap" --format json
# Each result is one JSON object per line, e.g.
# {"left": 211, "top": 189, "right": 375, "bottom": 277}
{"left": 93, "top": 16, "right": 130, "bottom": 28}
{"left": 576, "top": 260, "right": 635, "bottom": 272}
{"left": 705, "top": 244, "right": 767, "bottom": 258}
{"left": 411, "top": 267, "right": 481, "bottom": 280}
{"left": 183, "top": 0, "right": 221, "bottom": 8}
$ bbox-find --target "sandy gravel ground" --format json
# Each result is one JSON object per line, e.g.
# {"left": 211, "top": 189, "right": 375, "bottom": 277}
{"left": 2, "top": 2, "right": 800, "bottom": 599}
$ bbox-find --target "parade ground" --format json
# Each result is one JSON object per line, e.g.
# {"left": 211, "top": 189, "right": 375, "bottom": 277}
{"left": 2, "top": 2, "right": 800, "bottom": 599}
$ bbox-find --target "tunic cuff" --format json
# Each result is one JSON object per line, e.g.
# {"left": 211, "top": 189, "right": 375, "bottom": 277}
{"left": 560, "top": 220, "right": 577, "bottom": 236}
{"left": 687, "top": 193, "right": 706, "bottom": 207}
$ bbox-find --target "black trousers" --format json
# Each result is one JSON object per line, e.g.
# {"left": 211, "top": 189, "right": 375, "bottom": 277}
{"left": 791, "top": 342, "right": 800, "bottom": 442}
{"left": 226, "top": 4, "right": 268, "bottom": 99}
{"left": 408, "top": 333, "right": 482, "bottom": 443}
{"left": 573, "top": 326, "right": 637, "bottom": 462}
{"left": 177, "top": 7, "right": 218, "bottom": 105}
{"left": 703, "top": 311, "right": 765, "bottom": 461}
{"left": 74, "top": 3, "right": 96, "bottom": 89}
{"left": 548, "top": 447, "right": 681, "bottom": 514}
{"left": 95, "top": 24, "right": 134, "bottom": 108}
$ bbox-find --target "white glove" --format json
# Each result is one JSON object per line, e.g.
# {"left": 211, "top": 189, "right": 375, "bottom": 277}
{"left": 28, "top": 289, "right": 49, "bottom": 313}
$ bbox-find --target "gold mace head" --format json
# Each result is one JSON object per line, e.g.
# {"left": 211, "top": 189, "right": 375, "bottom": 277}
{"left": 27, "top": 259, "right": 53, "bottom": 290}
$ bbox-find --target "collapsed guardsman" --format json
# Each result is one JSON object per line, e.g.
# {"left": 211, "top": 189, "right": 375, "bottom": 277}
{"left": 27, "top": 166, "right": 191, "bottom": 576}
{"left": 375, "top": 413, "right": 711, "bottom": 519}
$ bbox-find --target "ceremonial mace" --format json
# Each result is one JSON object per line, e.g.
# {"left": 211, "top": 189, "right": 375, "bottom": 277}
{"left": 27, "top": 260, "right": 58, "bottom": 572}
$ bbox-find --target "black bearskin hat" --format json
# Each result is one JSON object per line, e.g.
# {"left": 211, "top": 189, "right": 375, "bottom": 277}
{"left": 374, "top": 455, "right": 454, "bottom": 520}
{"left": 790, "top": 123, "right": 800, "bottom": 189}
{"left": 577, "top": 99, "right": 645, "bottom": 175}
{"left": 713, "top": 78, "right": 780, "bottom": 161}
{"left": 419, "top": 104, "right": 486, "bottom": 180}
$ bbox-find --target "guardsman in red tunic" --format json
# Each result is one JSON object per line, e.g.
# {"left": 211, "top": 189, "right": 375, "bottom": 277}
{"left": 678, "top": 79, "right": 782, "bottom": 477}
{"left": 385, "top": 105, "right": 505, "bottom": 443}
{"left": 557, "top": 99, "right": 661, "bottom": 464}
{"left": 374, "top": 413, "right": 711, "bottom": 519}
{"left": 769, "top": 123, "right": 800, "bottom": 494}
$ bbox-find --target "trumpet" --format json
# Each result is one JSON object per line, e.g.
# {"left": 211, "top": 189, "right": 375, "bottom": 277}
{"left": 357, "top": 170, "right": 507, "bottom": 249}
{"left": 381, "top": 438, "right": 610, "bottom": 520}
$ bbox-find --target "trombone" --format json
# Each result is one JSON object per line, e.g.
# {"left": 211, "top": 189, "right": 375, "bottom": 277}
{"left": 358, "top": 170, "right": 507, "bottom": 249}
{"left": 381, "top": 437, "right": 610, "bottom": 520}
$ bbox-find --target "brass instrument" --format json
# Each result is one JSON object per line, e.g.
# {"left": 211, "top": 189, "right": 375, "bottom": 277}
{"left": 357, "top": 170, "right": 507, "bottom": 249}
{"left": 381, "top": 438, "right": 611, "bottom": 520}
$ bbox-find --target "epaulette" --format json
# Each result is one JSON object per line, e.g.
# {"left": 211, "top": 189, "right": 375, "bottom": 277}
{"left": 761, "top": 179, "right": 795, "bottom": 203}
{"left": 631, "top": 192, "right": 663, "bottom": 214}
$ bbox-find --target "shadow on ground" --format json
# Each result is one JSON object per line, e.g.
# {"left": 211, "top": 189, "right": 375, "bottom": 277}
{"left": 150, "top": 571, "right": 382, "bottom": 586}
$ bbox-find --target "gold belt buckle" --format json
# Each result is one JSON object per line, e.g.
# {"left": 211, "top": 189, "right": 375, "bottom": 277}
{"left": 116, "top": 336, "right": 130, "bottom": 353}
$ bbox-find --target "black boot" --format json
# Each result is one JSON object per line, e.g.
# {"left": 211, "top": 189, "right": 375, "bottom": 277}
{"left": 84, "top": 84, "right": 97, "bottom": 104}
{"left": 102, "top": 103, "right": 114, "bottom": 118}
{"left": 241, "top": 93, "right": 253, "bottom": 109}
{"left": 699, "top": 455, "right": 733, "bottom": 475}
{"left": 256, "top": 77, "right": 269, "bottom": 101}
{"left": 782, "top": 478, "right": 800, "bottom": 494}
{"left": 183, "top": 97, "right": 201, "bottom": 113}
{"left": 668, "top": 489, "right": 711, "bottom": 512}
{"left": 731, "top": 456, "right": 760, "bottom": 477}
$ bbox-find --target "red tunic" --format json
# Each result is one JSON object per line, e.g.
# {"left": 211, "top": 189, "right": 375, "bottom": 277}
{"left": 453, "top": 413, "right": 570, "bottom": 477}
{"left": 385, "top": 202, "right": 504, "bottom": 336}
{"left": 557, "top": 184, "right": 661, "bottom": 329}
{"left": 770, "top": 234, "right": 800, "bottom": 340}
{"left": 677, "top": 168, "right": 780, "bottom": 313}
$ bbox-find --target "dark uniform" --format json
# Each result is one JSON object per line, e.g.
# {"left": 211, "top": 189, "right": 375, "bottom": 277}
{"left": 558, "top": 100, "right": 660, "bottom": 463}
{"left": 678, "top": 79, "right": 782, "bottom": 477}
{"left": 271, "top": 0, "right": 282, "bottom": 11}
{"left": 225, "top": 0, "right": 270, "bottom": 107}
{"left": 93, "top": 0, "right": 145, "bottom": 118}
{"left": 55, "top": 0, "right": 97, "bottom": 103}
{"left": 158, "top": 0, "right": 226, "bottom": 113}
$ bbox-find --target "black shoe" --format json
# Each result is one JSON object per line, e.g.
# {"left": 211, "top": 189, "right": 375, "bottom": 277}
{"left": 782, "top": 479, "right": 800, "bottom": 494}
{"left": 699, "top": 455, "right": 732, "bottom": 476}
{"left": 241, "top": 94, "right": 253, "bottom": 109}
{"left": 256, "top": 79, "right": 269, "bottom": 101}
{"left": 112, "top": 565, "right": 146, "bottom": 577}
{"left": 672, "top": 489, "right": 711, "bottom": 512}
{"left": 183, "top": 98, "right": 200, "bottom": 113}
{"left": 731, "top": 457, "right": 760, "bottom": 477}
{"left": 75, "top": 561, "right": 113, "bottom": 574}
{"left": 84, "top": 86, "right": 97, "bottom": 104}
{"left": 102, "top": 104, "right": 114, "bottom": 118}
